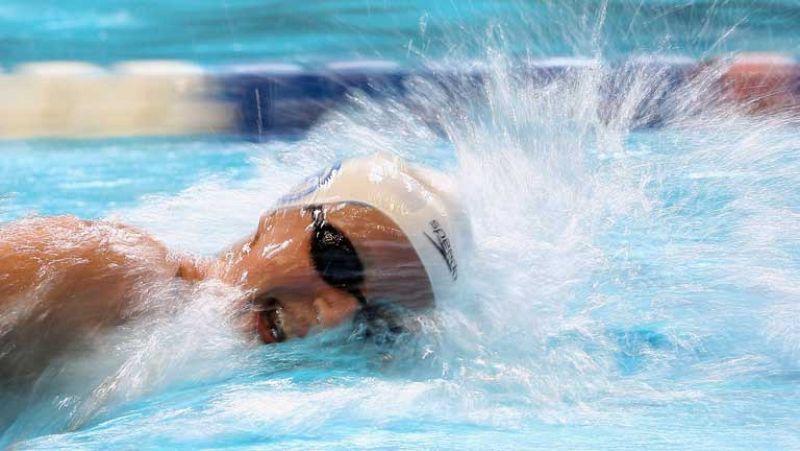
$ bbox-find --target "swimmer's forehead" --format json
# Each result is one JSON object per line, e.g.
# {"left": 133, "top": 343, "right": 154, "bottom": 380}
{"left": 264, "top": 201, "right": 409, "bottom": 236}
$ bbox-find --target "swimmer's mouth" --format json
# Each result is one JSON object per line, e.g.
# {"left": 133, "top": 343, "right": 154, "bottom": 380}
{"left": 252, "top": 297, "right": 286, "bottom": 344}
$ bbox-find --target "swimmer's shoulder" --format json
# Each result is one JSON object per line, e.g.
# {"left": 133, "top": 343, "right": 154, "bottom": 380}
{"left": 0, "top": 215, "right": 181, "bottom": 302}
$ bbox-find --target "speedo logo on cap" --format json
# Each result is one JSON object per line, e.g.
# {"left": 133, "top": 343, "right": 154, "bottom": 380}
{"left": 424, "top": 220, "right": 457, "bottom": 281}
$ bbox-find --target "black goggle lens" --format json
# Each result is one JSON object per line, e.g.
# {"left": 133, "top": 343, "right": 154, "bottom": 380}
{"left": 311, "top": 221, "right": 364, "bottom": 288}
{"left": 308, "top": 205, "right": 366, "bottom": 304}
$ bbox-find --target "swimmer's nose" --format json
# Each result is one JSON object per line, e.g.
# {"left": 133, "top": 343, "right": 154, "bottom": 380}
{"left": 312, "top": 289, "right": 361, "bottom": 329}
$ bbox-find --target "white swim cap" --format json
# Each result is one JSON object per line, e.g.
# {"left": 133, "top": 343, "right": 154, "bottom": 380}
{"left": 277, "top": 153, "right": 469, "bottom": 304}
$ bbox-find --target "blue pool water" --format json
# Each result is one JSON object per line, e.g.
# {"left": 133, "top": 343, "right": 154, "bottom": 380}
{"left": 0, "top": 138, "right": 256, "bottom": 221}
{"left": 1, "top": 0, "right": 799, "bottom": 66}
{"left": 3, "top": 1, "right": 800, "bottom": 449}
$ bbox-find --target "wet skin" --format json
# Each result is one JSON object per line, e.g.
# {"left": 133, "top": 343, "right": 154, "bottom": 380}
{"left": 0, "top": 216, "right": 182, "bottom": 379}
{"left": 0, "top": 203, "right": 433, "bottom": 377}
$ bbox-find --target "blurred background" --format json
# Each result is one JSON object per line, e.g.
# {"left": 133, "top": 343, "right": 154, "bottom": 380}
{"left": 1, "top": 0, "right": 799, "bottom": 65}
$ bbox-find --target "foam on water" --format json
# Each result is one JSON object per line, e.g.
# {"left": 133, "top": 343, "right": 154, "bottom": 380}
{"left": 3, "top": 3, "right": 800, "bottom": 449}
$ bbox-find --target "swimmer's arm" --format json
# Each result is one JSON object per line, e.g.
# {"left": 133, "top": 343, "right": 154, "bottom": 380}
{"left": 0, "top": 215, "right": 181, "bottom": 306}
{"left": 0, "top": 216, "right": 184, "bottom": 377}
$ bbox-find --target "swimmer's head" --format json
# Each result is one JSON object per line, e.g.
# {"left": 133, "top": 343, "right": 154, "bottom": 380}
{"left": 215, "top": 153, "right": 469, "bottom": 343}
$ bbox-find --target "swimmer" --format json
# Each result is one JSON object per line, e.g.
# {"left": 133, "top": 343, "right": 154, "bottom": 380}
{"left": 0, "top": 153, "right": 467, "bottom": 379}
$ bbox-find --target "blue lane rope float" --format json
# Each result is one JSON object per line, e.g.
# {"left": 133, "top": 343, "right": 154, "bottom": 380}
{"left": 0, "top": 55, "right": 797, "bottom": 139}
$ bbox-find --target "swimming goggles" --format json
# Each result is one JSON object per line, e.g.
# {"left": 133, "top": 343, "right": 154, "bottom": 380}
{"left": 307, "top": 204, "right": 368, "bottom": 307}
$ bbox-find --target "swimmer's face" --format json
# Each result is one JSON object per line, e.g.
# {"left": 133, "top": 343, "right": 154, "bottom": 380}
{"left": 216, "top": 203, "right": 433, "bottom": 344}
